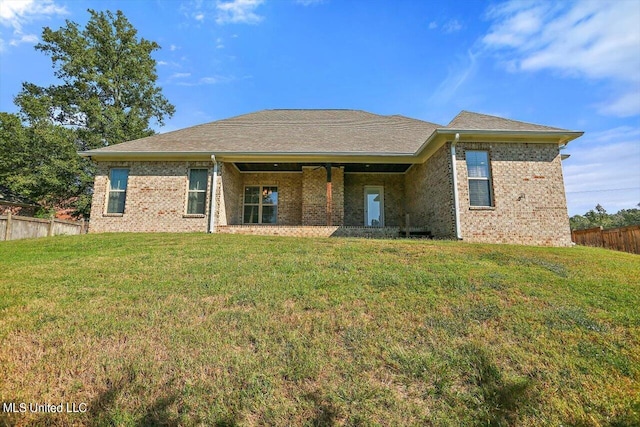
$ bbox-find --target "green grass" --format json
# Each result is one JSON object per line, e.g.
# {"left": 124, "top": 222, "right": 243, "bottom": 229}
{"left": 0, "top": 233, "right": 638, "bottom": 426}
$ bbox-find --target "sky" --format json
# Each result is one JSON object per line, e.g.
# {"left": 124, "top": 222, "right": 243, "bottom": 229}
{"left": 0, "top": 0, "right": 639, "bottom": 216}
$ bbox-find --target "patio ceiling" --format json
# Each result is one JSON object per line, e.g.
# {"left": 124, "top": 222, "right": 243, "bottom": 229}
{"left": 234, "top": 162, "right": 412, "bottom": 173}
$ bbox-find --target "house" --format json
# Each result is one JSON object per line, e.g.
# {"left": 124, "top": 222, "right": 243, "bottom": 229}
{"left": 80, "top": 110, "right": 583, "bottom": 246}
{"left": 0, "top": 185, "right": 40, "bottom": 217}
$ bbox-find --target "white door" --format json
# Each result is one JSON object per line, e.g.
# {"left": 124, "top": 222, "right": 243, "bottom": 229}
{"left": 364, "top": 186, "right": 384, "bottom": 227}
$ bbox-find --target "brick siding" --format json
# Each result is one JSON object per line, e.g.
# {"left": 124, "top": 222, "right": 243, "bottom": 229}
{"left": 89, "top": 161, "right": 211, "bottom": 233}
{"left": 343, "top": 173, "right": 404, "bottom": 226}
{"left": 89, "top": 144, "right": 573, "bottom": 246}
{"left": 301, "top": 167, "right": 344, "bottom": 226}
{"left": 404, "top": 144, "right": 456, "bottom": 238}
{"left": 456, "top": 142, "right": 572, "bottom": 246}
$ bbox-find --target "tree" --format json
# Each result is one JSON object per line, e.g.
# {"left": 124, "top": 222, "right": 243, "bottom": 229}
{"left": 16, "top": 9, "right": 175, "bottom": 148}
{"left": 569, "top": 203, "right": 640, "bottom": 230}
{"left": 0, "top": 113, "right": 83, "bottom": 209}
{"left": 6, "top": 9, "right": 175, "bottom": 216}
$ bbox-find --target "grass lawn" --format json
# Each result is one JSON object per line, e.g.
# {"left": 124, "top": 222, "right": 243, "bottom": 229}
{"left": 0, "top": 233, "right": 638, "bottom": 426}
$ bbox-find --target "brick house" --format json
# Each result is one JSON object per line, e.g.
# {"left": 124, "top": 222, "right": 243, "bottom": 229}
{"left": 0, "top": 185, "right": 40, "bottom": 217}
{"left": 80, "top": 110, "right": 583, "bottom": 246}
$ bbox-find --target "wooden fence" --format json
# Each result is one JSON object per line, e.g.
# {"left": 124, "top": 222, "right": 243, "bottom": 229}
{"left": 571, "top": 225, "right": 640, "bottom": 254}
{"left": 0, "top": 212, "right": 86, "bottom": 241}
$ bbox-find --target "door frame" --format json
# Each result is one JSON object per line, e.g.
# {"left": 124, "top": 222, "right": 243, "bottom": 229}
{"left": 364, "top": 185, "right": 384, "bottom": 227}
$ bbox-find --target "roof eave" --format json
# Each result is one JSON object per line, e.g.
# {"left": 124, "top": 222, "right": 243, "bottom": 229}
{"left": 440, "top": 128, "right": 584, "bottom": 143}
{"left": 79, "top": 150, "right": 418, "bottom": 164}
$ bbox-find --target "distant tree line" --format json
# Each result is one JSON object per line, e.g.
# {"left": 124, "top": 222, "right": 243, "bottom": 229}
{"left": 0, "top": 9, "right": 174, "bottom": 218}
{"left": 569, "top": 204, "right": 640, "bottom": 231}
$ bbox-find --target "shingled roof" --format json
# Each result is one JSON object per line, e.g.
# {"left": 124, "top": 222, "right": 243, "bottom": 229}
{"left": 87, "top": 109, "right": 441, "bottom": 155}
{"left": 82, "top": 109, "right": 580, "bottom": 159}
{"left": 0, "top": 185, "right": 39, "bottom": 208}
{"left": 447, "top": 111, "right": 566, "bottom": 131}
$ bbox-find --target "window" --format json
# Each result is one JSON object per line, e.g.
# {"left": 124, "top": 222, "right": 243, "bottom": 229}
{"left": 107, "top": 168, "right": 129, "bottom": 214}
{"left": 187, "top": 169, "right": 208, "bottom": 215}
{"left": 466, "top": 150, "right": 493, "bottom": 207}
{"left": 243, "top": 186, "right": 278, "bottom": 224}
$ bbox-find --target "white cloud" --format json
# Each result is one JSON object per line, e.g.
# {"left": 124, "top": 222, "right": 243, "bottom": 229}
{"left": 8, "top": 32, "right": 37, "bottom": 46}
{"left": 171, "top": 72, "right": 191, "bottom": 79}
{"left": 175, "top": 75, "right": 237, "bottom": 86}
{"left": 428, "top": 21, "right": 437, "bottom": 30}
{"left": 482, "top": 0, "right": 640, "bottom": 117}
{"left": 0, "top": 0, "right": 66, "bottom": 52}
{"left": 195, "top": 13, "right": 204, "bottom": 21}
{"left": 0, "top": 0, "right": 67, "bottom": 31}
{"left": 170, "top": 44, "right": 179, "bottom": 51}
{"left": 428, "top": 50, "right": 478, "bottom": 104}
{"left": 216, "top": 0, "right": 264, "bottom": 25}
{"left": 597, "top": 88, "right": 640, "bottom": 118}
{"left": 216, "top": 37, "right": 224, "bottom": 49}
{"left": 295, "top": 0, "right": 325, "bottom": 6}
{"left": 443, "top": 19, "right": 462, "bottom": 33}
{"left": 563, "top": 126, "right": 640, "bottom": 215}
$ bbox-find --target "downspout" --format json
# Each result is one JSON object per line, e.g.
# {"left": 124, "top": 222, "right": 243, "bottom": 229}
{"left": 451, "top": 133, "right": 462, "bottom": 240}
{"left": 208, "top": 155, "right": 218, "bottom": 233}
{"left": 325, "top": 163, "right": 332, "bottom": 226}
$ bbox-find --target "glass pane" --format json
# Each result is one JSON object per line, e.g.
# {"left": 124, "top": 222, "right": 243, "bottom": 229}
{"left": 262, "top": 206, "right": 277, "bottom": 224}
{"left": 187, "top": 192, "right": 206, "bottom": 214}
{"left": 365, "top": 188, "right": 382, "bottom": 226}
{"left": 243, "top": 205, "right": 259, "bottom": 223}
{"left": 244, "top": 187, "right": 260, "bottom": 204}
{"left": 107, "top": 191, "right": 126, "bottom": 213}
{"left": 262, "top": 186, "right": 278, "bottom": 205}
{"left": 110, "top": 169, "right": 129, "bottom": 191}
{"left": 469, "top": 179, "right": 491, "bottom": 206}
{"left": 189, "top": 169, "right": 208, "bottom": 191}
{"left": 466, "top": 151, "right": 489, "bottom": 178}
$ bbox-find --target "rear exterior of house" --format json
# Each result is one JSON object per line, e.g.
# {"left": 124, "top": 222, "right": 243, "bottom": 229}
{"left": 83, "top": 110, "right": 582, "bottom": 246}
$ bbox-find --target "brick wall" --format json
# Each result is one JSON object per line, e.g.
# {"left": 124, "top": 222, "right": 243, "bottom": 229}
{"left": 216, "top": 162, "right": 242, "bottom": 226}
{"left": 241, "top": 172, "right": 303, "bottom": 225}
{"left": 404, "top": 144, "right": 456, "bottom": 238}
{"left": 343, "top": 173, "right": 405, "bottom": 226}
{"left": 301, "top": 167, "right": 344, "bottom": 226}
{"left": 456, "top": 142, "right": 572, "bottom": 246}
{"left": 89, "top": 161, "right": 211, "bottom": 233}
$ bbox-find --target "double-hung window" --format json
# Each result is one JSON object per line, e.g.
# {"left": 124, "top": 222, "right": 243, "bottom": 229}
{"left": 107, "top": 168, "right": 129, "bottom": 214}
{"left": 466, "top": 150, "right": 493, "bottom": 207}
{"left": 243, "top": 186, "right": 278, "bottom": 224}
{"left": 187, "top": 169, "right": 208, "bottom": 215}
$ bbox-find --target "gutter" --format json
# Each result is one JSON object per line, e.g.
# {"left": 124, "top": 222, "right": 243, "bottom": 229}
{"left": 451, "top": 133, "right": 462, "bottom": 240}
{"left": 208, "top": 155, "right": 218, "bottom": 233}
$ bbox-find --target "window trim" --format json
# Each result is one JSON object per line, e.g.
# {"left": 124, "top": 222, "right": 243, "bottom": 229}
{"left": 105, "top": 168, "right": 129, "bottom": 215}
{"left": 185, "top": 168, "right": 209, "bottom": 216}
{"left": 466, "top": 150, "right": 494, "bottom": 208}
{"left": 243, "top": 185, "right": 278, "bottom": 224}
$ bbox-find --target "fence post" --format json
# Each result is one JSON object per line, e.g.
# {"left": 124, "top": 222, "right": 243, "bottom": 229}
{"left": 5, "top": 211, "right": 11, "bottom": 241}
{"left": 48, "top": 218, "right": 55, "bottom": 237}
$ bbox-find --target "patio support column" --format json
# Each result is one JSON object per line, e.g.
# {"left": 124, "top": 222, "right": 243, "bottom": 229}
{"left": 325, "top": 163, "right": 332, "bottom": 226}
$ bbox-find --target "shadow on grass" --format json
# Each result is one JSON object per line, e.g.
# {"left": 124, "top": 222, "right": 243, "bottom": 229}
{"left": 304, "top": 390, "right": 340, "bottom": 426}
{"left": 462, "top": 343, "right": 536, "bottom": 426}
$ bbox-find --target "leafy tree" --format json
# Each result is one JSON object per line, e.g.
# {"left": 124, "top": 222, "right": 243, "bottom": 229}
{"left": 16, "top": 9, "right": 175, "bottom": 148}
{"left": 569, "top": 203, "right": 640, "bottom": 230}
{"left": 0, "top": 112, "right": 82, "bottom": 208}
{"left": 5, "top": 9, "right": 175, "bottom": 216}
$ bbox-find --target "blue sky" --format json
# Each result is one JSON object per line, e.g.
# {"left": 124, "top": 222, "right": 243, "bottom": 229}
{"left": 1, "top": 0, "right": 639, "bottom": 216}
